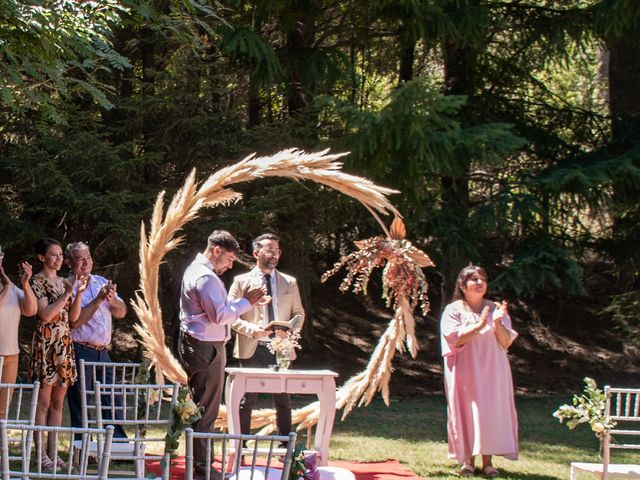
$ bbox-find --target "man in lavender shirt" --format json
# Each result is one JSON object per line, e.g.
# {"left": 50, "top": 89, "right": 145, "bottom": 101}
{"left": 65, "top": 242, "right": 128, "bottom": 437}
{"left": 178, "top": 230, "right": 265, "bottom": 480}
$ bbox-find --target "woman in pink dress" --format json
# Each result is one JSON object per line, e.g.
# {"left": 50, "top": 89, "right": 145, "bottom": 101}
{"left": 440, "top": 265, "right": 518, "bottom": 477}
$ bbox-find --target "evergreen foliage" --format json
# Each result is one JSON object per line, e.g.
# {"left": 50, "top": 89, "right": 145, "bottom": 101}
{"left": 0, "top": 0, "right": 130, "bottom": 119}
{"left": 601, "top": 290, "right": 640, "bottom": 346}
{"left": 1, "top": 0, "right": 639, "bottom": 338}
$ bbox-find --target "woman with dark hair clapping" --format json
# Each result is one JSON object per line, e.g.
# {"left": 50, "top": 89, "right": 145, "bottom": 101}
{"left": 440, "top": 265, "right": 519, "bottom": 478}
{"left": 0, "top": 246, "right": 37, "bottom": 418}
{"left": 29, "top": 237, "right": 88, "bottom": 469}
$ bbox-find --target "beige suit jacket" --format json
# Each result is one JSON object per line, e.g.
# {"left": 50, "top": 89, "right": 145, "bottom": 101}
{"left": 229, "top": 267, "right": 305, "bottom": 360}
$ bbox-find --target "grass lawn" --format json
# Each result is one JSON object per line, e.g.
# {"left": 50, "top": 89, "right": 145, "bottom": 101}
{"left": 53, "top": 393, "right": 635, "bottom": 479}
{"left": 315, "top": 394, "right": 636, "bottom": 480}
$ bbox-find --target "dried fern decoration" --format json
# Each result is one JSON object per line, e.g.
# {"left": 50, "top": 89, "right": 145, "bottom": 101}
{"left": 135, "top": 148, "right": 434, "bottom": 433}
{"left": 133, "top": 148, "right": 404, "bottom": 428}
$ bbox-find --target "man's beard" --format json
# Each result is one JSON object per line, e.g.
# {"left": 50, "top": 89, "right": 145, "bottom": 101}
{"left": 259, "top": 259, "right": 278, "bottom": 270}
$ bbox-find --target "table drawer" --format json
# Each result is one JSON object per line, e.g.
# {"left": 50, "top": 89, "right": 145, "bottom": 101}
{"left": 245, "top": 377, "right": 282, "bottom": 392}
{"left": 286, "top": 378, "right": 324, "bottom": 393}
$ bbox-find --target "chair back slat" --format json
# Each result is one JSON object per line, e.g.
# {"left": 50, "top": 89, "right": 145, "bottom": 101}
{"left": 78, "top": 360, "right": 141, "bottom": 429}
{"left": 94, "top": 382, "right": 178, "bottom": 430}
{"left": 572, "top": 386, "right": 640, "bottom": 480}
{"left": 0, "top": 421, "right": 114, "bottom": 479}
{"left": 93, "top": 382, "right": 179, "bottom": 478}
{"left": 608, "top": 388, "right": 640, "bottom": 422}
{"left": 184, "top": 429, "right": 297, "bottom": 480}
{"left": 600, "top": 386, "right": 640, "bottom": 480}
{"left": 0, "top": 381, "right": 39, "bottom": 425}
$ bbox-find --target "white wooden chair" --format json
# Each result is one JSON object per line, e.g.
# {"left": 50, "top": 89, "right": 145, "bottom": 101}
{"left": 184, "top": 429, "right": 296, "bottom": 480}
{"left": 0, "top": 381, "right": 39, "bottom": 425}
{"left": 571, "top": 386, "right": 640, "bottom": 479}
{"left": 78, "top": 360, "right": 141, "bottom": 431}
{"left": 0, "top": 421, "right": 114, "bottom": 479}
{"left": 93, "top": 381, "right": 179, "bottom": 479}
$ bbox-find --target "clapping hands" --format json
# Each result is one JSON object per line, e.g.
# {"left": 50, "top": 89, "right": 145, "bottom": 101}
{"left": 19, "top": 261, "right": 33, "bottom": 286}
{"left": 65, "top": 273, "right": 90, "bottom": 297}
{"left": 245, "top": 286, "right": 267, "bottom": 305}
{"left": 98, "top": 280, "right": 118, "bottom": 302}
{"left": 256, "top": 294, "right": 272, "bottom": 306}
{"left": 1, "top": 261, "right": 34, "bottom": 288}
{"left": 494, "top": 300, "right": 508, "bottom": 323}
{"left": 77, "top": 274, "right": 90, "bottom": 293}
{"left": 106, "top": 281, "right": 117, "bottom": 301}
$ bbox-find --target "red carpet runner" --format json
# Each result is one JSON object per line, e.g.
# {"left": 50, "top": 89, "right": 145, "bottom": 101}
{"left": 146, "top": 457, "right": 421, "bottom": 480}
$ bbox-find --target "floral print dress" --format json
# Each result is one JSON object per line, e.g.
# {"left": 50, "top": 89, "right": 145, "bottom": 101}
{"left": 29, "top": 275, "right": 77, "bottom": 387}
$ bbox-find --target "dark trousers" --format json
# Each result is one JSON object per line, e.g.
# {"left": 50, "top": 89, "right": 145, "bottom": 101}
{"left": 67, "top": 343, "right": 127, "bottom": 438}
{"left": 239, "top": 345, "right": 292, "bottom": 436}
{"left": 178, "top": 332, "right": 226, "bottom": 475}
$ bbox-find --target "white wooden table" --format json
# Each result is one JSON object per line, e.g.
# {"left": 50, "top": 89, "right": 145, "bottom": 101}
{"left": 224, "top": 367, "right": 338, "bottom": 465}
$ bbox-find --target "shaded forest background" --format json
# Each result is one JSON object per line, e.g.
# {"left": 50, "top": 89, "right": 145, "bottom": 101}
{"left": 1, "top": 0, "right": 639, "bottom": 392}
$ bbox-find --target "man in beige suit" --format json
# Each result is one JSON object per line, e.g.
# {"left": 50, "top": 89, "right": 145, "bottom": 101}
{"left": 228, "top": 233, "right": 305, "bottom": 438}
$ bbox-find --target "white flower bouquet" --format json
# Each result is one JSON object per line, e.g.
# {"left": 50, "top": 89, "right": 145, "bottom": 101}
{"left": 267, "top": 331, "right": 301, "bottom": 369}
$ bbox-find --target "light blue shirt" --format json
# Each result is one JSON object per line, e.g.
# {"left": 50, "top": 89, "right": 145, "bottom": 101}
{"left": 71, "top": 274, "right": 120, "bottom": 346}
{"left": 179, "top": 253, "right": 251, "bottom": 341}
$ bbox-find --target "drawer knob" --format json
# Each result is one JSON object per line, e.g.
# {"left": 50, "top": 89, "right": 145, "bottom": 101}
{"left": 260, "top": 381, "right": 266, "bottom": 387}
{"left": 301, "top": 382, "right": 306, "bottom": 388}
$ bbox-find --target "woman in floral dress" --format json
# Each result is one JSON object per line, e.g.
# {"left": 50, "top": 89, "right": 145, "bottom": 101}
{"left": 29, "top": 237, "right": 88, "bottom": 469}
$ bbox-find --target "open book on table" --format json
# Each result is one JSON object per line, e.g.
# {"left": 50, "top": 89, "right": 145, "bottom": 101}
{"left": 264, "top": 314, "right": 303, "bottom": 332}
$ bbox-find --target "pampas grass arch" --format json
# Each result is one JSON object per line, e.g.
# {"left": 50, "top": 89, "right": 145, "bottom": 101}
{"left": 133, "top": 148, "right": 429, "bottom": 433}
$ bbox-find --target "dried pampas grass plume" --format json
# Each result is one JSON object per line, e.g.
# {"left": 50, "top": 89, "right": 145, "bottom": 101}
{"left": 132, "top": 149, "right": 431, "bottom": 433}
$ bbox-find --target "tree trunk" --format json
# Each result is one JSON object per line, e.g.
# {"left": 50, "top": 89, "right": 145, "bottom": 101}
{"left": 283, "top": 1, "right": 318, "bottom": 146}
{"left": 397, "top": 24, "right": 415, "bottom": 84}
{"left": 440, "top": 37, "right": 476, "bottom": 287}
{"left": 101, "top": 26, "right": 134, "bottom": 144}
{"left": 285, "top": 5, "right": 315, "bottom": 115}
{"left": 248, "top": 67, "right": 261, "bottom": 127}
{"left": 281, "top": 3, "right": 318, "bottom": 341}
{"left": 607, "top": 39, "right": 640, "bottom": 288}
{"left": 248, "top": 9, "right": 264, "bottom": 128}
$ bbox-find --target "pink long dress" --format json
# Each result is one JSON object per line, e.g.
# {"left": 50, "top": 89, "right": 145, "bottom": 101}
{"left": 440, "top": 300, "right": 519, "bottom": 464}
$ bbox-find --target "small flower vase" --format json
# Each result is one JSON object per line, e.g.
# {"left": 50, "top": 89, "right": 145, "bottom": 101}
{"left": 276, "top": 349, "right": 291, "bottom": 370}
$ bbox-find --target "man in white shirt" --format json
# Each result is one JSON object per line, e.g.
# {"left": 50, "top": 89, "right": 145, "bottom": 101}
{"left": 229, "top": 233, "right": 305, "bottom": 439}
{"left": 178, "top": 230, "right": 265, "bottom": 480}
{"left": 65, "top": 242, "right": 128, "bottom": 437}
